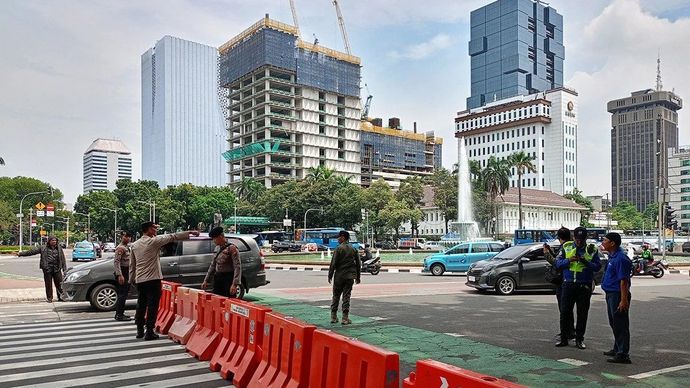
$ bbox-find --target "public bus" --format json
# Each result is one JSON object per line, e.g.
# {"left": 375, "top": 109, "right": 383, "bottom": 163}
{"left": 257, "top": 231, "right": 291, "bottom": 247}
{"left": 294, "top": 228, "right": 361, "bottom": 249}
{"left": 514, "top": 227, "right": 609, "bottom": 245}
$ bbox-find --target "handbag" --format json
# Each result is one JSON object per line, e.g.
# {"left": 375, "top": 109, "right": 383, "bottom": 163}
{"left": 544, "top": 264, "right": 563, "bottom": 285}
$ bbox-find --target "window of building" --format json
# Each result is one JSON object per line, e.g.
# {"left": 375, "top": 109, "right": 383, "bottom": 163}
{"left": 338, "top": 151, "right": 345, "bottom": 160}
{"left": 319, "top": 148, "right": 326, "bottom": 157}
{"left": 319, "top": 91, "right": 325, "bottom": 100}
{"left": 319, "top": 125, "right": 325, "bottom": 134}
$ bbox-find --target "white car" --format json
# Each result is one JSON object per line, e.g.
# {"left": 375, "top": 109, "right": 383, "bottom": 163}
{"left": 425, "top": 241, "right": 442, "bottom": 251}
{"left": 103, "top": 242, "right": 117, "bottom": 252}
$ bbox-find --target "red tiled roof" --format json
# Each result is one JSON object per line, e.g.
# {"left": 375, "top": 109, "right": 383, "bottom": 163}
{"left": 498, "top": 187, "right": 587, "bottom": 210}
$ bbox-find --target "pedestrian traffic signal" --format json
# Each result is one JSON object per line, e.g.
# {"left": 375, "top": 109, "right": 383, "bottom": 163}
{"left": 665, "top": 205, "right": 677, "bottom": 229}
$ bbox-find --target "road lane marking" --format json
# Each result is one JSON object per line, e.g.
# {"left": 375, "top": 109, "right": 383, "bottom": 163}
{"left": 0, "top": 324, "right": 131, "bottom": 343}
{"left": 444, "top": 333, "right": 466, "bottom": 337}
{"left": 629, "top": 364, "right": 690, "bottom": 379}
{"left": 0, "top": 353, "right": 191, "bottom": 383}
{"left": 0, "top": 320, "right": 127, "bottom": 336}
{"left": 0, "top": 335, "right": 133, "bottom": 354}
{"left": 558, "top": 358, "right": 590, "bottom": 366}
{"left": 117, "top": 373, "right": 225, "bottom": 388}
{"left": 0, "top": 344, "right": 181, "bottom": 371}
{"left": 0, "top": 317, "right": 114, "bottom": 328}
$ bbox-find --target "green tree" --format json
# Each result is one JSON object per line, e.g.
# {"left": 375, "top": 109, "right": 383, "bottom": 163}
{"left": 379, "top": 199, "right": 422, "bottom": 241}
{"left": 362, "top": 179, "right": 394, "bottom": 240}
{"left": 611, "top": 201, "right": 643, "bottom": 230}
{"left": 642, "top": 203, "right": 659, "bottom": 228}
{"left": 326, "top": 184, "right": 363, "bottom": 230}
{"left": 305, "top": 166, "right": 335, "bottom": 182}
{"left": 73, "top": 191, "right": 118, "bottom": 241}
{"left": 509, "top": 151, "right": 537, "bottom": 229}
{"left": 235, "top": 177, "right": 265, "bottom": 202}
{"left": 563, "top": 187, "right": 594, "bottom": 226}
{"left": 188, "top": 188, "right": 237, "bottom": 229}
{"left": 0, "top": 201, "right": 15, "bottom": 244}
{"left": 396, "top": 176, "right": 424, "bottom": 237}
{"left": 482, "top": 156, "right": 512, "bottom": 238}
{"left": 430, "top": 169, "right": 458, "bottom": 234}
{"left": 332, "top": 175, "right": 353, "bottom": 189}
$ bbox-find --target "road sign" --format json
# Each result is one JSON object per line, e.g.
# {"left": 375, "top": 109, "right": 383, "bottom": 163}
{"left": 283, "top": 219, "right": 292, "bottom": 227}
{"left": 36, "top": 210, "right": 45, "bottom": 217}
{"left": 35, "top": 202, "right": 46, "bottom": 210}
{"left": 46, "top": 203, "right": 55, "bottom": 217}
{"left": 40, "top": 229, "right": 47, "bottom": 236}
{"left": 16, "top": 213, "right": 23, "bottom": 218}
{"left": 31, "top": 218, "right": 37, "bottom": 227}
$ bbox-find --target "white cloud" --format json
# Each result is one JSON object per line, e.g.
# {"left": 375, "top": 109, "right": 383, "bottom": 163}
{"left": 566, "top": 0, "right": 690, "bottom": 198}
{"left": 388, "top": 34, "right": 453, "bottom": 60}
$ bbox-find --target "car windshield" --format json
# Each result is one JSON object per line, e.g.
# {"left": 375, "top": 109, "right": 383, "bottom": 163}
{"left": 75, "top": 242, "right": 92, "bottom": 249}
{"left": 492, "top": 245, "right": 533, "bottom": 260}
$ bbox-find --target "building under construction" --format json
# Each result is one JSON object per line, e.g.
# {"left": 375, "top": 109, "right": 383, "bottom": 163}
{"left": 219, "top": 15, "right": 362, "bottom": 187}
{"left": 360, "top": 118, "right": 443, "bottom": 189}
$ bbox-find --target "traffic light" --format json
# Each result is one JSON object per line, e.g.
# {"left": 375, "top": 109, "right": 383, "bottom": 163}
{"left": 665, "top": 205, "right": 677, "bottom": 229}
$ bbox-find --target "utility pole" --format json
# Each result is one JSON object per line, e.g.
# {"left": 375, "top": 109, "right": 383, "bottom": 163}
{"left": 18, "top": 190, "right": 49, "bottom": 251}
{"left": 657, "top": 113, "right": 667, "bottom": 260}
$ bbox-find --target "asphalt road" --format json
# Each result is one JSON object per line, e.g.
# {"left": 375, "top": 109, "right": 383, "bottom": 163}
{"left": 1, "top": 258, "right": 689, "bottom": 387}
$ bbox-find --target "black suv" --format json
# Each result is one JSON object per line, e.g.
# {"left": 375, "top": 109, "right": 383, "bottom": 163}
{"left": 466, "top": 243, "right": 607, "bottom": 295}
{"left": 62, "top": 234, "right": 269, "bottom": 311}
{"left": 271, "top": 240, "right": 302, "bottom": 253}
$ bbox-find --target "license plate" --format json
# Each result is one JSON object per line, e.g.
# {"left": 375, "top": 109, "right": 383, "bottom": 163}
{"left": 468, "top": 276, "right": 476, "bottom": 282}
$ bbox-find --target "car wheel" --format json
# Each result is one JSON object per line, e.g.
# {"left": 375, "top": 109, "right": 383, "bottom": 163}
{"left": 72, "top": 258, "right": 77, "bottom": 262}
{"left": 430, "top": 263, "right": 445, "bottom": 276}
{"left": 231, "top": 284, "right": 246, "bottom": 300}
{"left": 90, "top": 283, "right": 118, "bottom": 312}
{"left": 495, "top": 276, "right": 516, "bottom": 295}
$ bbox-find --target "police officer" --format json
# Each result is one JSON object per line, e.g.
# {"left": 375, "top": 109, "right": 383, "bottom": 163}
{"left": 543, "top": 227, "right": 574, "bottom": 340}
{"left": 113, "top": 231, "right": 133, "bottom": 321}
{"left": 328, "top": 230, "right": 361, "bottom": 325}
{"left": 555, "top": 227, "right": 602, "bottom": 349}
{"left": 201, "top": 227, "right": 242, "bottom": 297}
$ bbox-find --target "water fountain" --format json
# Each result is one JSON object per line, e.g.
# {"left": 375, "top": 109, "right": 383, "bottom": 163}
{"left": 441, "top": 136, "right": 480, "bottom": 246}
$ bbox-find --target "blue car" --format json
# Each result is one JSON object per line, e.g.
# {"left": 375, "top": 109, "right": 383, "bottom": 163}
{"left": 72, "top": 241, "right": 97, "bottom": 261}
{"left": 423, "top": 241, "right": 506, "bottom": 276}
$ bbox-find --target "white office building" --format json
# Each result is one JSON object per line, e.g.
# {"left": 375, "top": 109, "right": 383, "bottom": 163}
{"left": 141, "top": 36, "right": 226, "bottom": 187}
{"left": 669, "top": 146, "right": 690, "bottom": 231}
{"left": 83, "top": 139, "right": 132, "bottom": 193}
{"left": 455, "top": 87, "right": 579, "bottom": 195}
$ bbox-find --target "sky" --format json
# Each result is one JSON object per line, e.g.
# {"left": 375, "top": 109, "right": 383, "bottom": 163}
{"left": 1, "top": 0, "right": 690, "bottom": 204}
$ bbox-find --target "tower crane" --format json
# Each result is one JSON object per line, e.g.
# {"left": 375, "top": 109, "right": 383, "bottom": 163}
{"left": 362, "top": 83, "right": 373, "bottom": 120}
{"left": 332, "top": 0, "right": 352, "bottom": 55}
{"left": 289, "top": 0, "right": 301, "bottom": 37}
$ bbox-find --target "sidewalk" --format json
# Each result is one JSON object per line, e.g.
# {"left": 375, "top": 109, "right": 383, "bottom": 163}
{"left": 0, "top": 287, "right": 45, "bottom": 303}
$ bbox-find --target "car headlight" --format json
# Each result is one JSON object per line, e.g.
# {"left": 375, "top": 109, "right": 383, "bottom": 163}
{"left": 65, "top": 269, "right": 90, "bottom": 283}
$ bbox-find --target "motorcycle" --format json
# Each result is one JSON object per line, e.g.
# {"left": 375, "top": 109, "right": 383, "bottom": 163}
{"left": 360, "top": 249, "right": 382, "bottom": 275}
{"left": 631, "top": 257, "right": 668, "bottom": 278}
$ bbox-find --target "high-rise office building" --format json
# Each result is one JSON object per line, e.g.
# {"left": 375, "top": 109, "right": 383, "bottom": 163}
{"left": 467, "top": 0, "right": 564, "bottom": 109}
{"left": 83, "top": 139, "right": 132, "bottom": 193}
{"left": 219, "top": 16, "right": 362, "bottom": 188}
{"left": 608, "top": 89, "right": 683, "bottom": 211}
{"left": 456, "top": 87, "right": 578, "bottom": 195}
{"left": 668, "top": 147, "right": 690, "bottom": 232}
{"left": 360, "top": 120, "right": 442, "bottom": 189}
{"left": 141, "top": 36, "right": 226, "bottom": 188}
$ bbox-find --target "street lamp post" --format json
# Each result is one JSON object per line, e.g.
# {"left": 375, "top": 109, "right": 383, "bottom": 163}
{"left": 304, "top": 208, "right": 324, "bottom": 232}
{"left": 56, "top": 217, "right": 70, "bottom": 246}
{"left": 42, "top": 223, "right": 55, "bottom": 235}
{"left": 73, "top": 212, "right": 91, "bottom": 241}
{"left": 18, "top": 190, "right": 50, "bottom": 252}
{"left": 102, "top": 208, "right": 118, "bottom": 245}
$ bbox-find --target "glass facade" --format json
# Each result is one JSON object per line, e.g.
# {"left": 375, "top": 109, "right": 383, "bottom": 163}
{"left": 360, "top": 131, "right": 442, "bottom": 171}
{"left": 219, "top": 28, "right": 360, "bottom": 98}
{"left": 468, "top": 0, "right": 564, "bottom": 109}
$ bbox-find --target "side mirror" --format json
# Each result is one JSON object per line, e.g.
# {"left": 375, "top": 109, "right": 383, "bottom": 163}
{"left": 519, "top": 257, "right": 531, "bottom": 263}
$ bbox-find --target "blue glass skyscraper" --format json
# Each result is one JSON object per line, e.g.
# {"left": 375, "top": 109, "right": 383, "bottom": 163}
{"left": 467, "top": 0, "right": 564, "bottom": 109}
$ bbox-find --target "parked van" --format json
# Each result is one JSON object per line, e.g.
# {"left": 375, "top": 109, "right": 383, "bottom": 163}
{"left": 398, "top": 238, "right": 428, "bottom": 250}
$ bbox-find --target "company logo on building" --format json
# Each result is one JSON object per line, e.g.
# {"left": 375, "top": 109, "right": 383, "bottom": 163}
{"left": 565, "top": 101, "right": 576, "bottom": 118}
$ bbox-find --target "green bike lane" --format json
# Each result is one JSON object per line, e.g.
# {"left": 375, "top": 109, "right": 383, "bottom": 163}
{"left": 244, "top": 291, "right": 690, "bottom": 387}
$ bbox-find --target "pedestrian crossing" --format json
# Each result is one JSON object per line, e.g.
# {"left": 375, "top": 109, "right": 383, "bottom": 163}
{"left": 0, "top": 318, "right": 231, "bottom": 388}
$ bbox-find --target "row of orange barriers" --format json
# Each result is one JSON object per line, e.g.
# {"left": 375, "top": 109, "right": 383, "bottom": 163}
{"left": 156, "top": 281, "right": 525, "bottom": 388}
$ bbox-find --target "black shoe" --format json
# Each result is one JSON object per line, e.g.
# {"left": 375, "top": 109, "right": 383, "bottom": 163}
{"left": 136, "top": 327, "right": 145, "bottom": 339}
{"left": 576, "top": 340, "right": 586, "bottom": 350}
{"left": 603, "top": 350, "right": 616, "bottom": 356}
{"left": 555, "top": 341, "right": 569, "bottom": 347}
{"left": 144, "top": 332, "right": 159, "bottom": 341}
{"left": 607, "top": 356, "right": 632, "bottom": 364}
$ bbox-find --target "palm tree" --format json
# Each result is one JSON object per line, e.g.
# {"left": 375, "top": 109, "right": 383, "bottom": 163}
{"left": 482, "top": 156, "right": 512, "bottom": 238}
{"left": 0, "top": 157, "right": 5, "bottom": 166}
{"left": 333, "top": 175, "right": 353, "bottom": 189}
{"left": 509, "top": 151, "right": 537, "bottom": 229}
{"left": 305, "top": 166, "right": 335, "bottom": 182}
{"left": 235, "top": 177, "right": 265, "bottom": 202}
{"left": 468, "top": 159, "right": 482, "bottom": 187}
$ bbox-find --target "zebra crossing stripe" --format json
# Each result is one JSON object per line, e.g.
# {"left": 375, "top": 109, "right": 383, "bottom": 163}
{"left": 0, "top": 334, "right": 132, "bottom": 355}
{"left": 0, "top": 319, "right": 125, "bottom": 336}
{"left": 0, "top": 322, "right": 131, "bottom": 341}
{"left": 0, "top": 337, "right": 167, "bottom": 362}
{"left": 117, "top": 373, "right": 226, "bottom": 388}
{"left": 0, "top": 317, "right": 115, "bottom": 329}
{"left": 0, "top": 353, "right": 192, "bottom": 383}
{"left": 0, "top": 325, "right": 132, "bottom": 347}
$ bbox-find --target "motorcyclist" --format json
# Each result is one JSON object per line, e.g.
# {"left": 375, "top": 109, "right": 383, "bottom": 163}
{"left": 360, "top": 244, "right": 373, "bottom": 265}
{"left": 640, "top": 245, "right": 653, "bottom": 273}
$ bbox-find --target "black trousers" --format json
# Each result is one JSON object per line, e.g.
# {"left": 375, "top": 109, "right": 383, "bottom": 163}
{"left": 43, "top": 270, "right": 63, "bottom": 301}
{"left": 135, "top": 279, "right": 161, "bottom": 331}
{"left": 606, "top": 292, "right": 631, "bottom": 358}
{"left": 115, "top": 267, "right": 130, "bottom": 317}
{"left": 212, "top": 271, "right": 234, "bottom": 297}
{"left": 555, "top": 283, "right": 574, "bottom": 337}
{"left": 331, "top": 278, "right": 354, "bottom": 313}
{"left": 560, "top": 282, "right": 592, "bottom": 342}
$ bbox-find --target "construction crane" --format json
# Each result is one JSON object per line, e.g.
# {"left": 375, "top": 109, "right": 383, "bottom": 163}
{"left": 289, "top": 0, "right": 301, "bottom": 37}
{"left": 332, "top": 0, "right": 352, "bottom": 55}
{"left": 361, "top": 83, "right": 373, "bottom": 120}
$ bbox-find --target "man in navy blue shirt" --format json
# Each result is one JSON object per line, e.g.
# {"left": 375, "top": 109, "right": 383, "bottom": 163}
{"left": 554, "top": 227, "right": 602, "bottom": 349}
{"left": 601, "top": 232, "right": 633, "bottom": 364}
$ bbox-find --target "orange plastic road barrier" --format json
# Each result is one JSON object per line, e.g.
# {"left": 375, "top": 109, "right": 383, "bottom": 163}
{"left": 210, "top": 299, "right": 271, "bottom": 387}
{"left": 186, "top": 293, "right": 227, "bottom": 361}
{"left": 248, "top": 312, "right": 316, "bottom": 388}
{"left": 403, "top": 359, "right": 526, "bottom": 388}
{"left": 155, "top": 281, "right": 181, "bottom": 335}
{"left": 167, "top": 287, "right": 202, "bottom": 345}
{"left": 308, "top": 329, "right": 399, "bottom": 388}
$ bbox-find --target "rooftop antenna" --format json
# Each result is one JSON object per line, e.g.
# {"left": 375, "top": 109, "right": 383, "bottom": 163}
{"left": 656, "top": 49, "right": 663, "bottom": 91}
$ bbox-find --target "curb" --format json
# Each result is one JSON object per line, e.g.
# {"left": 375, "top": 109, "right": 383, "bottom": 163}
{"left": 669, "top": 269, "right": 689, "bottom": 275}
{"left": 265, "top": 265, "right": 424, "bottom": 274}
